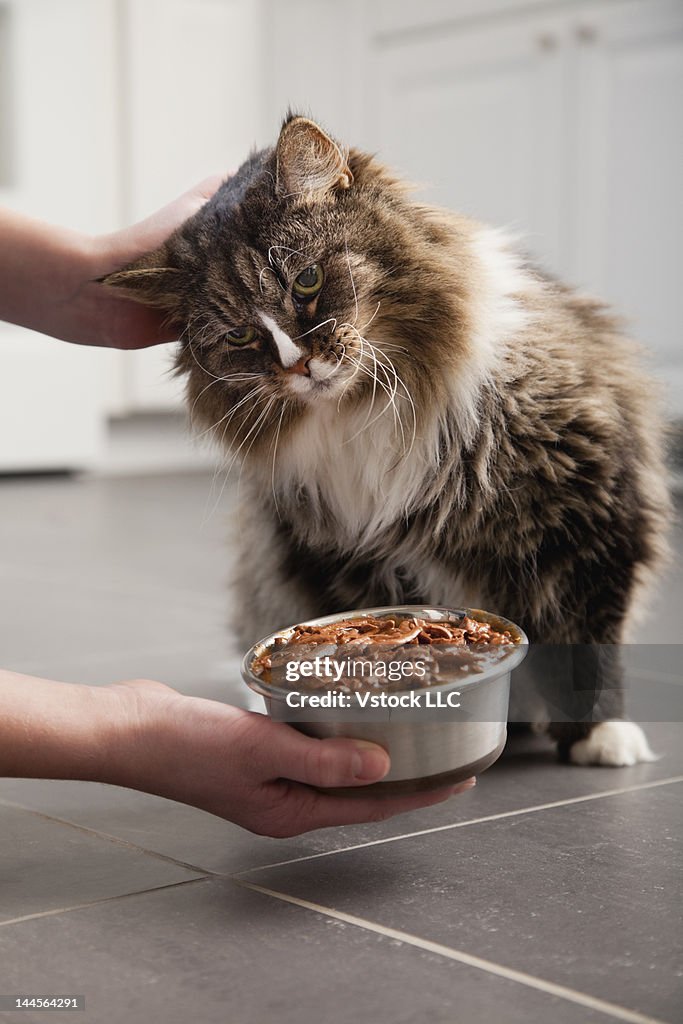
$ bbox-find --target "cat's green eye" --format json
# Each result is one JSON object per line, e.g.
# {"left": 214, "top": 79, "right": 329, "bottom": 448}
{"left": 226, "top": 326, "right": 256, "bottom": 345}
{"left": 292, "top": 264, "right": 324, "bottom": 299}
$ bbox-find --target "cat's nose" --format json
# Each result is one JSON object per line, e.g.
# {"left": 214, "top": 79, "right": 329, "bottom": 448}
{"left": 284, "top": 356, "right": 311, "bottom": 377}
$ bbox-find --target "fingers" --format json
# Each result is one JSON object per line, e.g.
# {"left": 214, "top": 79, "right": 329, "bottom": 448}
{"left": 155, "top": 174, "right": 226, "bottom": 229}
{"left": 191, "top": 174, "right": 228, "bottom": 204}
{"left": 264, "top": 724, "right": 391, "bottom": 789}
{"left": 93, "top": 174, "right": 227, "bottom": 281}
{"left": 119, "top": 174, "right": 225, "bottom": 256}
{"left": 266, "top": 777, "right": 477, "bottom": 837}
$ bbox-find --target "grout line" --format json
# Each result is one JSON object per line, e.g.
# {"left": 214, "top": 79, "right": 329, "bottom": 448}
{"left": 0, "top": 877, "right": 211, "bottom": 929}
{"left": 237, "top": 880, "right": 670, "bottom": 1024}
{"left": 234, "top": 774, "right": 683, "bottom": 876}
{"left": 0, "top": 798, "right": 219, "bottom": 878}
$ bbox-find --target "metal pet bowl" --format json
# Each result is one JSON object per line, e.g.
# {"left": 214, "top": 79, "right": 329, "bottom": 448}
{"left": 241, "top": 605, "right": 528, "bottom": 796}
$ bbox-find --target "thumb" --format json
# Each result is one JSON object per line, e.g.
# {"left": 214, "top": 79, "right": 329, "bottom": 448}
{"left": 155, "top": 173, "right": 226, "bottom": 229}
{"left": 266, "top": 725, "right": 391, "bottom": 789}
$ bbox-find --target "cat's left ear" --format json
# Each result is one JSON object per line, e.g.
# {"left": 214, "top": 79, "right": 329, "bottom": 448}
{"left": 276, "top": 115, "right": 353, "bottom": 198}
{"left": 98, "top": 243, "right": 184, "bottom": 313}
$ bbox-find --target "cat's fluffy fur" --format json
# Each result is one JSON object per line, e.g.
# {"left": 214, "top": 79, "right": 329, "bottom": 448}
{"left": 104, "top": 115, "right": 671, "bottom": 765}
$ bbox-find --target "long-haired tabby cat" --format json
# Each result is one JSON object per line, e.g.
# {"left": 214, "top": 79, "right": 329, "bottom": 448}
{"left": 104, "top": 114, "right": 671, "bottom": 767}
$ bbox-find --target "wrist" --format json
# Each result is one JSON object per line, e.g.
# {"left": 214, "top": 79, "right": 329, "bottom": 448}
{"left": 0, "top": 671, "right": 138, "bottom": 782}
{"left": 87, "top": 679, "right": 182, "bottom": 792}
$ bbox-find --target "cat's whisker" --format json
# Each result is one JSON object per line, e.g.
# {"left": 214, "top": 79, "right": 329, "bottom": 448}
{"left": 185, "top": 328, "right": 230, "bottom": 383}
{"left": 374, "top": 342, "right": 410, "bottom": 355}
{"left": 340, "top": 326, "right": 416, "bottom": 458}
{"left": 372, "top": 355, "right": 406, "bottom": 449}
{"left": 356, "top": 332, "right": 380, "bottom": 429}
{"left": 258, "top": 265, "right": 281, "bottom": 295}
{"left": 270, "top": 402, "right": 288, "bottom": 521}
{"left": 292, "top": 317, "right": 338, "bottom": 342}
{"left": 340, "top": 347, "right": 400, "bottom": 440}
{"left": 234, "top": 397, "right": 278, "bottom": 510}
{"left": 344, "top": 237, "right": 359, "bottom": 326}
{"left": 217, "top": 396, "right": 278, "bottom": 515}
{"left": 357, "top": 301, "right": 382, "bottom": 334}
{"left": 339, "top": 324, "right": 404, "bottom": 444}
{"left": 196, "top": 384, "right": 270, "bottom": 441}
{"left": 327, "top": 342, "right": 347, "bottom": 377}
{"left": 365, "top": 338, "right": 417, "bottom": 460}
{"left": 202, "top": 392, "right": 273, "bottom": 524}
{"left": 267, "top": 244, "right": 308, "bottom": 271}
{"left": 190, "top": 375, "right": 226, "bottom": 428}
{"left": 337, "top": 348, "right": 367, "bottom": 411}
{"left": 225, "top": 396, "right": 276, "bottom": 473}
{"left": 190, "top": 371, "right": 263, "bottom": 426}
{"left": 343, "top": 347, "right": 402, "bottom": 444}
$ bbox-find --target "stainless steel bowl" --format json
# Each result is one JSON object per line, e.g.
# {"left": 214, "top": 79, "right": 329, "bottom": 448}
{"left": 241, "top": 605, "right": 528, "bottom": 796}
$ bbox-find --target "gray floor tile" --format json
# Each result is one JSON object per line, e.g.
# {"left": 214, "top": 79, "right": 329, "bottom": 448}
{"left": 0, "top": 472, "right": 233, "bottom": 598}
{"left": 0, "top": 574, "right": 226, "bottom": 668}
{"left": 0, "top": 877, "right": 627, "bottom": 1024}
{"left": 242, "top": 784, "right": 683, "bottom": 1022}
{"left": 1, "top": 723, "right": 680, "bottom": 878}
{"left": 1, "top": 472, "right": 680, "bottom": 1024}
{"left": 0, "top": 804, "right": 204, "bottom": 923}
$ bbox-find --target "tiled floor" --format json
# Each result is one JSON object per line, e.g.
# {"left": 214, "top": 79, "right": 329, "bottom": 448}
{"left": 1, "top": 472, "right": 681, "bottom": 1024}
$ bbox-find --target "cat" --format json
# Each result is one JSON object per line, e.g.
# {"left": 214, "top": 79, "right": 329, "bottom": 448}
{"left": 103, "top": 114, "right": 671, "bottom": 767}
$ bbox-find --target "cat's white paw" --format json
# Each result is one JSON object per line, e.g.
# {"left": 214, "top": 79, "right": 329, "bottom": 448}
{"left": 569, "top": 721, "right": 658, "bottom": 767}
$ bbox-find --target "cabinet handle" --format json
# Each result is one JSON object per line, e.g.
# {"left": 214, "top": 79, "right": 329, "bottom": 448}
{"left": 537, "top": 32, "right": 558, "bottom": 51}
{"left": 576, "top": 24, "right": 598, "bottom": 43}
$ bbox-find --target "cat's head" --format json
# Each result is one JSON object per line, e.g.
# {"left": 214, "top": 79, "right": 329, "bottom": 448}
{"left": 103, "top": 114, "right": 471, "bottom": 459}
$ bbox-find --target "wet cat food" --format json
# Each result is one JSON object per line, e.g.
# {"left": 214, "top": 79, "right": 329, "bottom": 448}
{"left": 251, "top": 613, "right": 518, "bottom": 692}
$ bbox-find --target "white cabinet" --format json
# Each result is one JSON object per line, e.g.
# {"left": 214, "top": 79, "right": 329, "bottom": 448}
{"left": 0, "top": 0, "right": 268, "bottom": 471}
{"left": 117, "top": 0, "right": 269, "bottom": 414}
{"left": 370, "top": 11, "right": 569, "bottom": 274}
{"left": 267, "top": 0, "right": 683, "bottom": 416}
{"left": 572, "top": 0, "right": 683, "bottom": 411}
{"left": 0, "top": 0, "right": 119, "bottom": 471}
{"left": 368, "top": 0, "right": 683, "bottom": 415}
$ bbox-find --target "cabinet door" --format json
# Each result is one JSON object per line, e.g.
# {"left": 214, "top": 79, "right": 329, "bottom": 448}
{"left": 120, "top": 0, "right": 267, "bottom": 412}
{"left": 0, "top": 0, "right": 118, "bottom": 471}
{"left": 369, "top": 11, "right": 570, "bottom": 275}
{"left": 573, "top": 0, "right": 683, "bottom": 415}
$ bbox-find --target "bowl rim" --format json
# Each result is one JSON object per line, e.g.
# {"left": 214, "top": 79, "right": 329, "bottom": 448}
{"left": 241, "top": 604, "right": 529, "bottom": 702}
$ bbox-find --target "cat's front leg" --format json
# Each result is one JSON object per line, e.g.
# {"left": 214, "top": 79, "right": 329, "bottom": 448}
{"left": 533, "top": 646, "right": 657, "bottom": 766}
{"left": 231, "top": 494, "right": 321, "bottom": 649}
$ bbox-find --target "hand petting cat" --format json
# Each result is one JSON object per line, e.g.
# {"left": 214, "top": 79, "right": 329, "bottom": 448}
{"left": 0, "top": 175, "right": 223, "bottom": 349}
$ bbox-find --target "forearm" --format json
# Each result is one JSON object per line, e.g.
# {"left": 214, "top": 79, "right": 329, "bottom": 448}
{"left": 0, "top": 209, "right": 93, "bottom": 339}
{"left": 0, "top": 208, "right": 168, "bottom": 348}
{"left": 0, "top": 669, "right": 130, "bottom": 783}
{"left": 0, "top": 179, "right": 222, "bottom": 349}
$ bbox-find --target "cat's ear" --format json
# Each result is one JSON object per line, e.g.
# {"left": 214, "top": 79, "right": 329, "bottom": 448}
{"left": 98, "top": 244, "right": 183, "bottom": 313}
{"left": 275, "top": 115, "right": 353, "bottom": 198}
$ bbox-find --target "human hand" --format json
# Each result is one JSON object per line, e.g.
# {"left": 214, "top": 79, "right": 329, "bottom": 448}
{"left": 106, "top": 679, "right": 476, "bottom": 837}
{"left": 82, "top": 176, "right": 224, "bottom": 349}
{"left": 0, "top": 670, "right": 474, "bottom": 836}
{"left": 0, "top": 176, "right": 223, "bottom": 349}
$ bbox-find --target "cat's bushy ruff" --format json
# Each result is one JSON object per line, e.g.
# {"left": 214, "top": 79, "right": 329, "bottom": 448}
{"left": 103, "top": 115, "right": 671, "bottom": 768}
